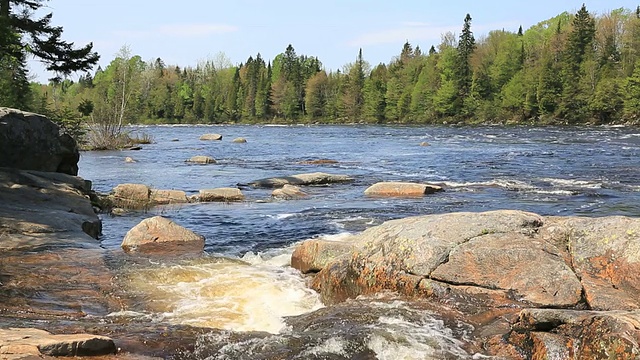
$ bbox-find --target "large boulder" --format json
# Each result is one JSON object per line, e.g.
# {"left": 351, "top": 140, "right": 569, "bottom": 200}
{"left": 296, "top": 210, "right": 640, "bottom": 312}
{"left": 150, "top": 189, "right": 189, "bottom": 205}
{"left": 121, "top": 216, "right": 205, "bottom": 255}
{"left": 0, "top": 107, "right": 79, "bottom": 175}
{"left": 364, "top": 182, "right": 443, "bottom": 197}
{"left": 247, "top": 172, "right": 353, "bottom": 188}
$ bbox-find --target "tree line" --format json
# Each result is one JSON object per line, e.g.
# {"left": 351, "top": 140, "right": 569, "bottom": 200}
{"left": 4, "top": 4, "right": 640, "bottom": 135}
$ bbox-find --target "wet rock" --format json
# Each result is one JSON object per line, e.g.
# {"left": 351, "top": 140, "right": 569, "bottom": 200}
{"left": 171, "top": 138, "right": 180, "bottom": 141}
{"left": 121, "top": 216, "right": 205, "bottom": 255}
{"left": 124, "top": 156, "right": 136, "bottom": 163}
{"left": 247, "top": 172, "right": 353, "bottom": 188}
{"left": 186, "top": 155, "right": 216, "bottom": 164}
{"left": 364, "top": 182, "right": 443, "bottom": 197}
{"left": 271, "top": 184, "right": 307, "bottom": 199}
{"left": 129, "top": 146, "right": 142, "bottom": 150}
{"left": 0, "top": 328, "right": 116, "bottom": 357}
{"left": 0, "top": 107, "right": 80, "bottom": 175}
{"left": 150, "top": 189, "right": 189, "bottom": 205}
{"left": 420, "top": 141, "right": 430, "bottom": 146}
{"left": 199, "top": 188, "right": 244, "bottom": 202}
{"left": 199, "top": 133, "right": 222, "bottom": 141}
{"left": 232, "top": 137, "right": 247, "bottom": 143}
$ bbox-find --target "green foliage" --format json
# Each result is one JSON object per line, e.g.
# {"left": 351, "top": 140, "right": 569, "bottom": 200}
{"left": 30, "top": 6, "right": 640, "bottom": 127}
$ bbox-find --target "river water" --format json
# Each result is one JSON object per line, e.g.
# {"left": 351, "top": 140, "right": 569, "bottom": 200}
{"left": 79, "top": 124, "right": 640, "bottom": 359}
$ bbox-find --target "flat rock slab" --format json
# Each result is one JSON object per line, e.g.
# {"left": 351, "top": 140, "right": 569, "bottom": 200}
{"left": 199, "top": 133, "right": 222, "bottom": 141}
{"left": 272, "top": 184, "right": 307, "bottom": 199}
{"left": 199, "top": 188, "right": 245, "bottom": 202}
{"left": 0, "top": 328, "right": 116, "bottom": 357}
{"left": 247, "top": 172, "right": 353, "bottom": 188}
{"left": 364, "top": 182, "right": 443, "bottom": 197}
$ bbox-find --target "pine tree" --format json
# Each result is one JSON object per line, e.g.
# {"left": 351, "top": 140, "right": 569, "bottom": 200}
{"left": 0, "top": 0, "right": 99, "bottom": 81}
{"left": 456, "top": 14, "right": 476, "bottom": 115}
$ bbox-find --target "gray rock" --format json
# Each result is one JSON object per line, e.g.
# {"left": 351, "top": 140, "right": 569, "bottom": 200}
{"left": 248, "top": 172, "right": 353, "bottom": 188}
{"left": 0, "top": 107, "right": 79, "bottom": 175}
{"left": 364, "top": 182, "right": 443, "bottom": 197}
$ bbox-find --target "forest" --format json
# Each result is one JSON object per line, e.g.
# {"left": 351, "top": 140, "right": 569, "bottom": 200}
{"left": 4, "top": 4, "right": 640, "bottom": 133}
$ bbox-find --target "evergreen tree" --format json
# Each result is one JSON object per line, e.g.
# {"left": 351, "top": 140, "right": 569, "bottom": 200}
{"left": 0, "top": 0, "right": 99, "bottom": 81}
{"left": 456, "top": 14, "right": 476, "bottom": 115}
{"left": 558, "top": 4, "right": 596, "bottom": 123}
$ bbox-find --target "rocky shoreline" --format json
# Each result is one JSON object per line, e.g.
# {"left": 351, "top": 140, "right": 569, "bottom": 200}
{"left": 2, "top": 107, "right": 640, "bottom": 359}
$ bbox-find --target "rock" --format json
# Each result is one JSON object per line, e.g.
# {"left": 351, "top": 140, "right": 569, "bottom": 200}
{"left": 291, "top": 237, "right": 355, "bottom": 273}
{"left": 511, "top": 309, "right": 640, "bottom": 359}
{"left": 0, "top": 107, "right": 80, "bottom": 175}
{"left": 0, "top": 168, "right": 102, "bottom": 242}
{"left": 364, "top": 182, "right": 443, "bottom": 197}
{"left": 272, "top": 184, "right": 307, "bottom": 199}
{"left": 0, "top": 328, "right": 116, "bottom": 357}
{"left": 124, "top": 156, "right": 135, "bottom": 163}
{"left": 129, "top": 146, "right": 142, "bottom": 150}
{"left": 121, "top": 216, "right": 205, "bottom": 254}
{"left": 298, "top": 159, "right": 339, "bottom": 165}
{"left": 551, "top": 216, "right": 640, "bottom": 310}
{"left": 171, "top": 138, "right": 180, "bottom": 141}
{"left": 248, "top": 172, "right": 353, "bottom": 188}
{"left": 232, "top": 137, "right": 247, "bottom": 143}
{"left": 430, "top": 232, "right": 582, "bottom": 307}
{"left": 111, "top": 183, "right": 151, "bottom": 209}
{"left": 299, "top": 210, "right": 559, "bottom": 305}
{"left": 200, "top": 133, "right": 223, "bottom": 141}
{"left": 199, "top": 188, "right": 244, "bottom": 202}
{"left": 150, "top": 189, "right": 188, "bottom": 205}
{"left": 186, "top": 155, "right": 216, "bottom": 164}
{"left": 420, "top": 141, "right": 430, "bottom": 146}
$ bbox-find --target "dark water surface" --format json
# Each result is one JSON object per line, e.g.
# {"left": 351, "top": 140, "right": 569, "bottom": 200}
{"left": 78, "top": 124, "right": 640, "bottom": 359}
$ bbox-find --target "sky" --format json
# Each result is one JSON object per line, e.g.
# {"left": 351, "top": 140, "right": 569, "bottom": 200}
{"left": 28, "top": 0, "right": 640, "bottom": 82}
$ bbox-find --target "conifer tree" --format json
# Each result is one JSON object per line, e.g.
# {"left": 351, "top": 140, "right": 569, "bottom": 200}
{"left": 456, "top": 14, "right": 476, "bottom": 114}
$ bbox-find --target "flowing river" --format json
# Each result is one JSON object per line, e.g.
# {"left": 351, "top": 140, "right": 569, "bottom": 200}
{"left": 79, "top": 124, "right": 640, "bottom": 359}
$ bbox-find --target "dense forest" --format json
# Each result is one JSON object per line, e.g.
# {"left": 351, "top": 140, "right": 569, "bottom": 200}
{"left": 4, "top": 4, "right": 640, "bottom": 132}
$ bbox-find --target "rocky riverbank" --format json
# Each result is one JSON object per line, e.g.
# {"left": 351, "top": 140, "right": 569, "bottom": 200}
{"left": 291, "top": 210, "right": 640, "bottom": 358}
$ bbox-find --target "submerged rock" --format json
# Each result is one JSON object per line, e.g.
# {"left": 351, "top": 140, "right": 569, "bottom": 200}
{"left": 0, "top": 107, "right": 79, "bottom": 175}
{"left": 232, "top": 137, "right": 247, "bottom": 143}
{"left": 364, "top": 181, "right": 443, "bottom": 197}
{"left": 187, "top": 155, "right": 216, "bottom": 164}
{"left": 121, "top": 216, "right": 205, "bottom": 255}
{"left": 298, "top": 159, "right": 339, "bottom": 165}
{"left": 247, "top": 172, "right": 353, "bottom": 188}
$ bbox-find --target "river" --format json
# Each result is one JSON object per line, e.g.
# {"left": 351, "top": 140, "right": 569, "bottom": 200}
{"left": 78, "top": 124, "right": 640, "bottom": 359}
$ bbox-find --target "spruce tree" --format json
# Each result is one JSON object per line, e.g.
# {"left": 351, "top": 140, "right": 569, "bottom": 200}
{"left": 0, "top": 0, "right": 99, "bottom": 81}
{"left": 456, "top": 14, "right": 476, "bottom": 114}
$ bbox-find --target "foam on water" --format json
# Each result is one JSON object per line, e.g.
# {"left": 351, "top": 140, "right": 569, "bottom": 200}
{"left": 123, "top": 257, "right": 323, "bottom": 334}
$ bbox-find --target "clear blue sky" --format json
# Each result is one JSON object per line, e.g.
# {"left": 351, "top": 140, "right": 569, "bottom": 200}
{"left": 30, "top": 0, "right": 639, "bottom": 81}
